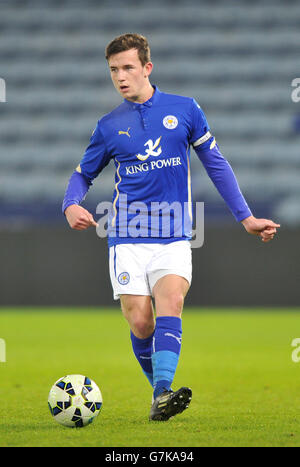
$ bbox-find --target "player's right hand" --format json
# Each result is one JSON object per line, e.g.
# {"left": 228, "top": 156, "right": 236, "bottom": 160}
{"left": 65, "top": 204, "right": 98, "bottom": 230}
{"left": 241, "top": 215, "right": 280, "bottom": 242}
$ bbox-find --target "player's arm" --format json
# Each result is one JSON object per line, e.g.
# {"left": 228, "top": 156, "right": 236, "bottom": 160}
{"left": 63, "top": 172, "right": 97, "bottom": 230}
{"left": 189, "top": 99, "right": 280, "bottom": 242}
{"left": 62, "top": 122, "right": 111, "bottom": 230}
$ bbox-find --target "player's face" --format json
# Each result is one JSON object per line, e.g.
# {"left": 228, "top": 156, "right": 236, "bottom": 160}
{"left": 108, "top": 48, "right": 153, "bottom": 103}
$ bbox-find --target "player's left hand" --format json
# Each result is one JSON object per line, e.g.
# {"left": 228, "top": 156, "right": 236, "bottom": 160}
{"left": 241, "top": 215, "right": 280, "bottom": 242}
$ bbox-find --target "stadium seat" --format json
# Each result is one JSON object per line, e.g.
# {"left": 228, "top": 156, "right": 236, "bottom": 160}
{"left": 0, "top": 0, "right": 299, "bottom": 223}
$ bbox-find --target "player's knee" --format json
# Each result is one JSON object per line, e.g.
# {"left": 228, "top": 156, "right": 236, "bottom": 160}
{"left": 131, "top": 315, "right": 154, "bottom": 339}
{"left": 121, "top": 303, "right": 154, "bottom": 338}
{"left": 167, "top": 292, "right": 184, "bottom": 317}
{"left": 158, "top": 292, "right": 184, "bottom": 317}
{"left": 170, "top": 292, "right": 184, "bottom": 315}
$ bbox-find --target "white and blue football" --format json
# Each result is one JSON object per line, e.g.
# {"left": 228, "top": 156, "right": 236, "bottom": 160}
{"left": 48, "top": 374, "right": 102, "bottom": 427}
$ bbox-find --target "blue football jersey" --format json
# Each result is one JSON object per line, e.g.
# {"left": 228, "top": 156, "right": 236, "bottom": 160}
{"left": 77, "top": 86, "right": 213, "bottom": 246}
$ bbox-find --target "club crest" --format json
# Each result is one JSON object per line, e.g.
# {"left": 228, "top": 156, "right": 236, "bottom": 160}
{"left": 118, "top": 272, "right": 130, "bottom": 285}
{"left": 163, "top": 115, "right": 178, "bottom": 130}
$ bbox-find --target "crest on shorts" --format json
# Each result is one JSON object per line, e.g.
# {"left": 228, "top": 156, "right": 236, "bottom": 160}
{"left": 163, "top": 115, "right": 178, "bottom": 129}
{"left": 118, "top": 272, "right": 130, "bottom": 285}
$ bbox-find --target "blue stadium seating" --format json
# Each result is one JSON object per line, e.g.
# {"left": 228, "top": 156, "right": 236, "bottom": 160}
{"left": 0, "top": 0, "right": 299, "bottom": 224}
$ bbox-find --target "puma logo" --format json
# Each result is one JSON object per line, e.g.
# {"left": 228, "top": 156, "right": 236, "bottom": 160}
{"left": 165, "top": 332, "right": 182, "bottom": 345}
{"left": 118, "top": 127, "right": 131, "bottom": 137}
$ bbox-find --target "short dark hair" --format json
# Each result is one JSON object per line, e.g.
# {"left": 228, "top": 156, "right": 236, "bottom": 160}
{"left": 105, "top": 33, "right": 151, "bottom": 66}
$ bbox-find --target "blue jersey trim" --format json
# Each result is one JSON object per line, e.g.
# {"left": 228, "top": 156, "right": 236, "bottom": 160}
{"left": 107, "top": 236, "right": 190, "bottom": 248}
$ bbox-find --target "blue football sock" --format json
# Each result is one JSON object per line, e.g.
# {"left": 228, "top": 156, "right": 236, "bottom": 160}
{"left": 152, "top": 316, "right": 182, "bottom": 400}
{"left": 130, "top": 331, "right": 154, "bottom": 387}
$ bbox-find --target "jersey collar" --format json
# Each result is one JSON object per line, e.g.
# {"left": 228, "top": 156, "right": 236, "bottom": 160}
{"left": 124, "top": 85, "right": 161, "bottom": 109}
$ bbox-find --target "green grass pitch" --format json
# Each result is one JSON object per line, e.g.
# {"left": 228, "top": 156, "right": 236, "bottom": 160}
{"left": 0, "top": 308, "right": 300, "bottom": 447}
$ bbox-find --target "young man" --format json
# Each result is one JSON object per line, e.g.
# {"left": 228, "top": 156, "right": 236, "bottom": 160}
{"left": 62, "top": 34, "right": 280, "bottom": 421}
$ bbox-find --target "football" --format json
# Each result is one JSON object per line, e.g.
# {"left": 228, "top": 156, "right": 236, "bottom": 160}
{"left": 48, "top": 374, "right": 102, "bottom": 427}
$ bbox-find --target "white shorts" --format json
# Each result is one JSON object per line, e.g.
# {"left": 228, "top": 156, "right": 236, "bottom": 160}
{"left": 109, "top": 241, "right": 192, "bottom": 300}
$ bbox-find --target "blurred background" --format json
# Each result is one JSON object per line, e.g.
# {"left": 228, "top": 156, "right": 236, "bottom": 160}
{"left": 0, "top": 0, "right": 299, "bottom": 307}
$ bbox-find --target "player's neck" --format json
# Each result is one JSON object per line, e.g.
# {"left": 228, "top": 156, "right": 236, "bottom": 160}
{"left": 129, "top": 83, "right": 154, "bottom": 104}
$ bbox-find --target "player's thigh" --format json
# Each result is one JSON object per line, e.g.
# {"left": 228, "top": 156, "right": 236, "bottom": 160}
{"left": 120, "top": 294, "right": 155, "bottom": 338}
{"left": 152, "top": 274, "right": 190, "bottom": 318}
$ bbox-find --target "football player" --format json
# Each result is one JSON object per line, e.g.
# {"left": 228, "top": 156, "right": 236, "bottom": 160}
{"left": 63, "top": 34, "right": 280, "bottom": 421}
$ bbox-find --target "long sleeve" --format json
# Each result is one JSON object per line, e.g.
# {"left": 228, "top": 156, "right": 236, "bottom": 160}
{"left": 62, "top": 118, "right": 112, "bottom": 215}
{"left": 194, "top": 141, "right": 252, "bottom": 222}
{"left": 62, "top": 170, "right": 91, "bottom": 214}
{"left": 188, "top": 98, "right": 252, "bottom": 222}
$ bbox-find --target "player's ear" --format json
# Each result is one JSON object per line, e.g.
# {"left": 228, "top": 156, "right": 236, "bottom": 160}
{"left": 144, "top": 61, "right": 153, "bottom": 77}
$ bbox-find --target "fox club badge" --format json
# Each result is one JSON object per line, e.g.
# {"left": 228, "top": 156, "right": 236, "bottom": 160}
{"left": 163, "top": 115, "right": 178, "bottom": 129}
{"left": 118, "top": 272, "right": 130, "bottom": 285}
